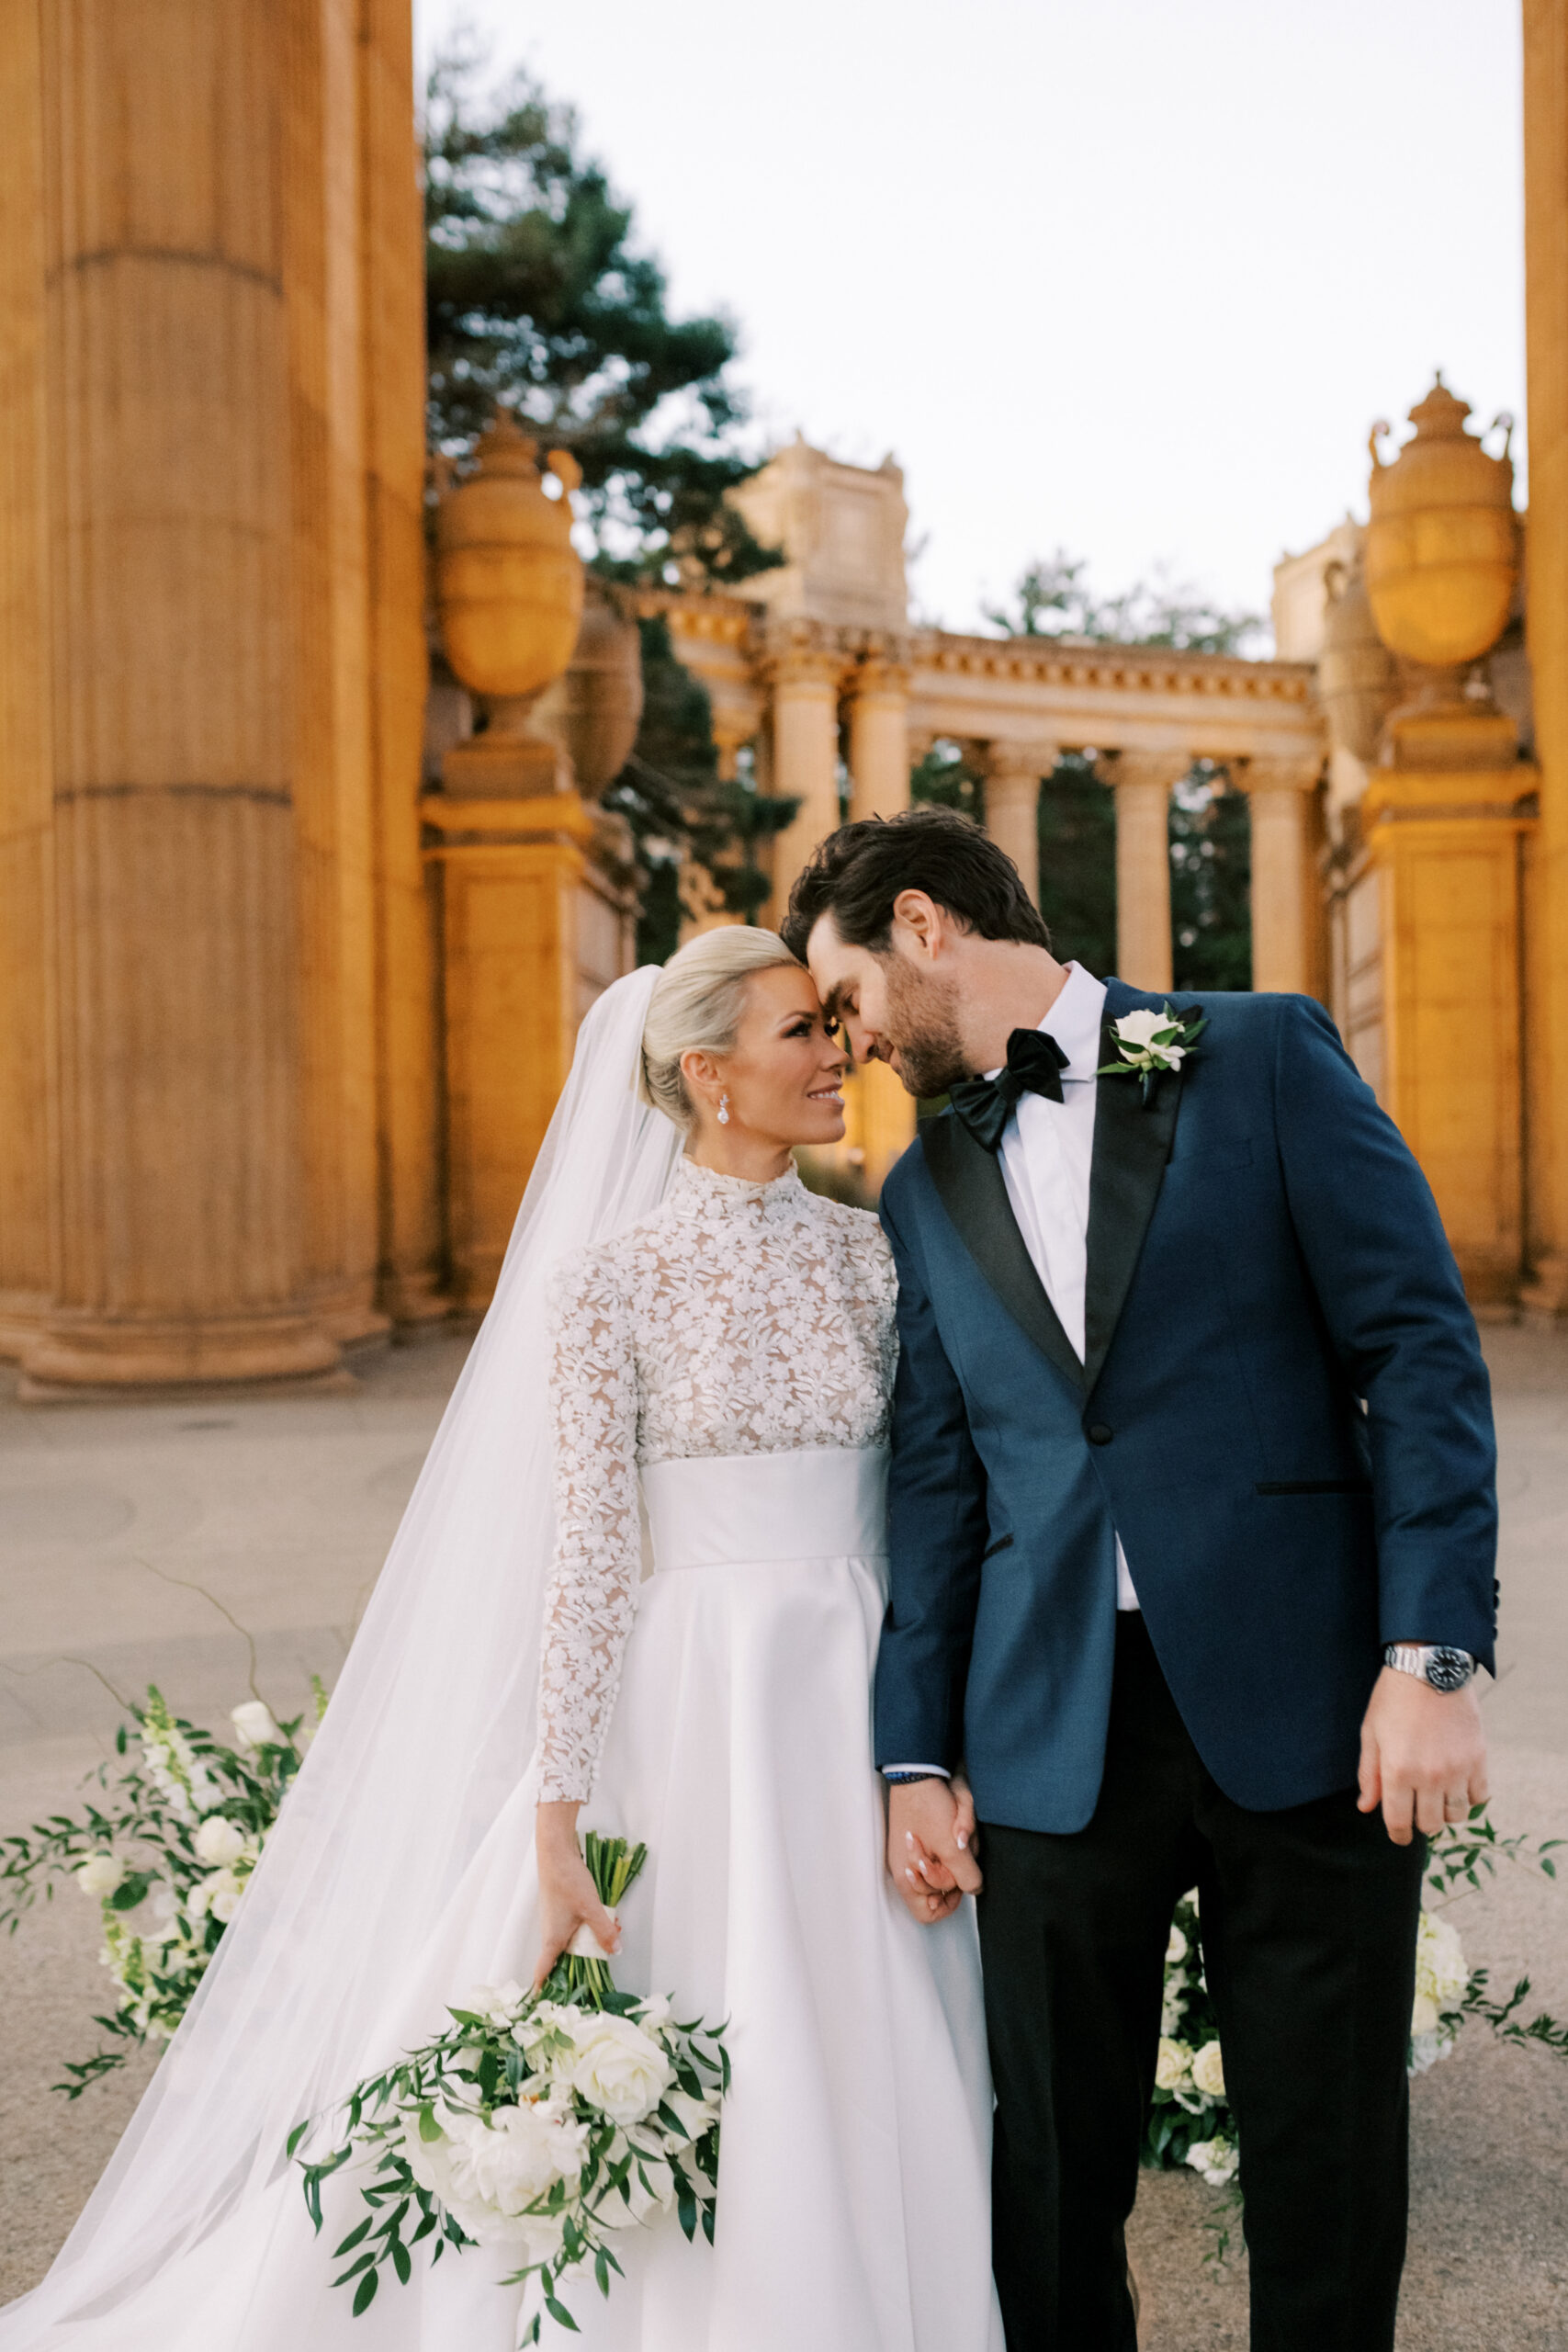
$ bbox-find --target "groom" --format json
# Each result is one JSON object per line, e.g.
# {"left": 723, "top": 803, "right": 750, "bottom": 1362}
{"left": 782, "top": 807, "right": 1496, "bottom": 2352}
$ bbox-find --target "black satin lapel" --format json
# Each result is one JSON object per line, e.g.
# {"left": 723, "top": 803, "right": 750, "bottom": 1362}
{"left": 1082, "top": 1015, "right": 1184, "bottom": 1394}
{"left": 920, "top": 1114, "right": 1086, "bottom": 1394}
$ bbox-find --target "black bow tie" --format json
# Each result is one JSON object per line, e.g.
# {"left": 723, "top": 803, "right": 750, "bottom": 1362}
{"left": 948, "top": 1029, "right": 1071, "bottom": 1152}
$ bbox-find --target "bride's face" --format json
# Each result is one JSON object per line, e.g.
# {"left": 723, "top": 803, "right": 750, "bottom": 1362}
{"left": 682, "top": 966, "right": 850, "bottom": 1149}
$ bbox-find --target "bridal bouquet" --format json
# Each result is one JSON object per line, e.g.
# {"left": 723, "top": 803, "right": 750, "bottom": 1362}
{"left": 292, "top": 1834, "right": 728, "bottom": 2345}
{"left": 0, "top": 1683, "right": 319, "bottom": 2093}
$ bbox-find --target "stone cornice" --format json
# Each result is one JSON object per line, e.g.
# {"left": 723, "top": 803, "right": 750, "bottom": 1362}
{"left": 910, "top": 628, "right": 1315, "bottom": 706}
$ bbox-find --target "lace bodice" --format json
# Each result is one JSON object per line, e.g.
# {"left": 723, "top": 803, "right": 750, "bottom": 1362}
{"left": 538, "top": 1159, "right": 897, "bottom": 1801}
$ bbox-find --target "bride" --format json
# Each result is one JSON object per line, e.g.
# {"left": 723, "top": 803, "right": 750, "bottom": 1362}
{"left": 2, "top": 930, "right": 1001, "bottom": 2352}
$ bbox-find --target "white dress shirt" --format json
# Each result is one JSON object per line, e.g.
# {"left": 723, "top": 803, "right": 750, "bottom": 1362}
{"left": 991, "top": 964, "right": 1140, "bottom": 1611}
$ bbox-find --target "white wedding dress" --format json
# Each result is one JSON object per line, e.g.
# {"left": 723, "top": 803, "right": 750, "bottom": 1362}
{"left": 7, "top": 1153, "right": 1000, "bottom": 2352}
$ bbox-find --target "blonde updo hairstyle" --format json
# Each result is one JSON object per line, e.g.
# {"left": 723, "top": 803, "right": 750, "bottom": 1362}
{"left": 638, "top": 927, "right": 807, "bottom": 1130}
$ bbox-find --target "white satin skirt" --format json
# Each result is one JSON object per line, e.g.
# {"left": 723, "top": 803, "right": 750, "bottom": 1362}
{"left": 38, "top": 1447, "right": 1002, "bottom": 2352}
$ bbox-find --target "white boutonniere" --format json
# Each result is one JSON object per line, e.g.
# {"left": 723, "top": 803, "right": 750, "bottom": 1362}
{"left": 1098, "top": 1004, "right": 1207, "bottom": 1108}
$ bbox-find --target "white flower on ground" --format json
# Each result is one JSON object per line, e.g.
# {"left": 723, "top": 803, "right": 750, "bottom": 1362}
{"left": 230, "top": 1700, "right": 283, "bottom": 1753}
{"left": 1185, "top": 2135, "right": 1239, "bottom": 2187}
{"left": 1160, "top": 1984, "right": 1187, "bottom": 2037}
{"left": 1155, "top": 2038, "right": 1192, "bottom": 2091}
{"left": 1414, "top": 1910, "right": 1469, "bottom": 2024}
{"left": 192, "top": 1815, "right": 247, "bottom": 1868}
{"left": 565, "top": 2012, "right": 675, "bottom": 2126}
{"left": 76, "top": 1853, "right": 123, "bottom": 1900}
{"left": 189, "top": 1866, "right": 245, "bottom": 1924}
{"left": 1191, "top": 2040, "right": 1226, "bottom": 2100}
{"left": 1165, "top": 1923, "right": 1188, "bottom": 1966}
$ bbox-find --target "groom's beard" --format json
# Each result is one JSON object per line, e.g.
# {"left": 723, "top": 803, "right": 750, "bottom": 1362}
{"left": 876, "top": 957, "right": 972, "bottom": 1099}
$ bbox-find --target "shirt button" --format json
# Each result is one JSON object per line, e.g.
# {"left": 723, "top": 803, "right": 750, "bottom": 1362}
{"left": 1087, "top": 1422, "right": 1113, "bottom": 1446}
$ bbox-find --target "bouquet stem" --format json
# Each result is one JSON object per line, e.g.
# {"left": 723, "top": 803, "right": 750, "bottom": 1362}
{"left": 545, "top": 1832, "right": 649, "bottom": 2008}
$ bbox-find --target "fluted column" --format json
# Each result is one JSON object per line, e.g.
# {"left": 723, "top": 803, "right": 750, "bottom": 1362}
{"left": 761, "top": 635, "right": 845, "bottom": 920}
{"left": 1246, "top": 756, "right": 1321, "bottom": 994}
{"left": 1523, "top": 0, "right": 1568, "bottom": 1313}
{"left": 847, "top": 654, "right": 910, "bottom": 822}
{"left": 23, "top": 1, "right": 333, "bottom": 1388}
{"left": 1111, "top": 752, "right": 1181, "bottom": 991}
{"left": 983, "top": 742, "right": 1055, "bottom": 906}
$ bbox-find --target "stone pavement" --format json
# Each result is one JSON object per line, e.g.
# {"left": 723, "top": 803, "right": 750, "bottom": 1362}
{"left": 0, "top": 1327, "right": 1564, "bottom": 2343}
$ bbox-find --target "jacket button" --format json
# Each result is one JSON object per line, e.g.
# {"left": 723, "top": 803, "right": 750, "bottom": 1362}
{"left": 1088, "top": 1422, "right": 1113, "bottom": 1445}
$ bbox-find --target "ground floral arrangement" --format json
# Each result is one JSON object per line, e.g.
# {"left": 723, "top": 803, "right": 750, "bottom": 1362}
{"left": 289, "top": 1835, "right": 727, "bottom": 2342}
{"left": 1147, "top": 1810, "right": 1568, "bottom": 2204}
{"left": 0, "top": 1683, "right": 321, "bottom": 2093}
{"left": 5, "top": 1682, "right": 1568, "bottom": 2257}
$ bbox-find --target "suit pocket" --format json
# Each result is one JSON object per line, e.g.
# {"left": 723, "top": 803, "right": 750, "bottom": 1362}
{"left": 982, "top": 1532, "right": 1015, "bottom": 1561}
{"left": 1256, "top": 1479, "right": 1372, "bottom": 1496}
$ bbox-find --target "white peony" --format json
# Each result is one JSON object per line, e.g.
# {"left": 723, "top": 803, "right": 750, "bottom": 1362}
{"left": 1165, "top": 1924, "right": 1188, "bottom": 1966}
{"left": 462, "top": 1981, "right": 528, "bottom": 2030}
{"left": 76, "top": 1852, "right": 123, "bottom": 1901}
{"left": 230, "top": 1701, "right": 283, "bottom": 1753}
{"left": 406, "top": 2099, "right": 587, "bottom": 2248}
{"left": 1155, "top": 2038, "right": 1192, "bottom": 2091}
{"left": 1185, "top": 2135, "right": 1239, "bottom": 2187}
{"left": 566, "top": 2012, "right": 675, "bottom": 2126}
{"left": 192, "top": 1815, "right": 247, "bottom": 1868}
{"left": 1191, "top": 2040, "right": 1226, "bottom": 2100}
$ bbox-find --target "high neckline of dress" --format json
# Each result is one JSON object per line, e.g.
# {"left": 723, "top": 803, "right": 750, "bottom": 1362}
{"left": 669, "top": 1157, "right": 808, "bottom": 1218}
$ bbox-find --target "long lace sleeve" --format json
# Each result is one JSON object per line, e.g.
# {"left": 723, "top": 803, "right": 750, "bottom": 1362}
{"left": 537, "top": 1252, "right": 641, "bottom": 1803}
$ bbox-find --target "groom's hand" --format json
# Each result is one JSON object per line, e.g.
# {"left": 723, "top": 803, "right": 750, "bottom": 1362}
{"left": 1357, "top": 1666, "right": 1489, "bottom": 1845}
{"left": 888, "top": 1777, "right": 983, "bottom": 1922}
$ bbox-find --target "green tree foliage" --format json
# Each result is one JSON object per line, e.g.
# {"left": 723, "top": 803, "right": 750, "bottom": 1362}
{"left": 603, "top": 619, "right": 799, "bottom": 966}
{"left": 910, "top": 740, "right": 986, "bottom": 826}
{"left": 423, "top": 40, "right": 780, "bottom": 592}
{"left": 1037, "top": 755, "right": 1118, "bottom": 976}
{"left": 985, "top": 549, "right": 1263, "bottom": 656}
{"left": 1170, "top": 765, "right": 1252, "bottom": 992}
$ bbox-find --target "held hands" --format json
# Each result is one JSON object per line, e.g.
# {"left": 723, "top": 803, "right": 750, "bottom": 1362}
{"left": 1357, "top": 1666, "right": 1489, "bottom": 1845}
{"left": 888, "top": 1775, "right": 983, "bottom": 1923}
{"left": 534, "top": 1801, "right": 622, "bottom": 1989}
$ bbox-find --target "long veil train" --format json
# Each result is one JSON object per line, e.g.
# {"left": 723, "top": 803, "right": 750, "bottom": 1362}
{"left": 1, "top": 967, "right": 680, "bottom": 2343}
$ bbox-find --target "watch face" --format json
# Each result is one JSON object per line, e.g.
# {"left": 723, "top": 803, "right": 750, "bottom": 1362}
{"left": 1426, "top": 1647, "right": 1472, "bottom": 1693}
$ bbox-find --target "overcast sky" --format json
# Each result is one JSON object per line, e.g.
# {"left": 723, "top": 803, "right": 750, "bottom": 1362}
{"left": 412, "top": 0, "right": 1525, "bottom": 642}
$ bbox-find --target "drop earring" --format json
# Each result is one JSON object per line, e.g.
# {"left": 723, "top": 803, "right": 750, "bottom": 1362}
{"left": 716, "top": 1093, "right": 730, "bottom": 1125}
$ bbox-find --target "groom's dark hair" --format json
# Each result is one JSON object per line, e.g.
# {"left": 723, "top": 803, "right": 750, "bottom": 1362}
{"left": 781, "top": 807, "right": 1051, "bottom": 961}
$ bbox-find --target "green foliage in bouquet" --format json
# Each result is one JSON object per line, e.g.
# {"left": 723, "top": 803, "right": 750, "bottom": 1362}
{"left": 291, "top": 1835, "right": 728, "bottom": 2345}
{"left": 0, "top": 1682, "right": 321, "bottom": 2094}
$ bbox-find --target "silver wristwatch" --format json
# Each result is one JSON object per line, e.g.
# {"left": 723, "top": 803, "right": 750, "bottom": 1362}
{"left": 1383, "top": 1643, "right": 1475, "bottom": 1693}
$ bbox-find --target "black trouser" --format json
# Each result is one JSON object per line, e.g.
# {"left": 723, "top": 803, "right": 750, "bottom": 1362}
{"left": 977, "top": 1613, "right": 1425, "bottom": 2352}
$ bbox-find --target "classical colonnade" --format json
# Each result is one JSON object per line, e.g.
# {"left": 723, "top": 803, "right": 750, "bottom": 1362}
{"left": 654, "top": 599, "right": 1325, "bottom": 995}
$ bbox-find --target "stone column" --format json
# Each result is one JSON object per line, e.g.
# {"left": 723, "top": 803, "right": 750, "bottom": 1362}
{"left": 23, "top": 1, "right": 336, "bottom": 1389}
{"left": 1246, "top": 757, "right": 1322, "bottom": 994}
{"left": 1522, "top": 0, "right": 1568, "bottom": 1313}
{"left": 1111, "top": 752, "right": 1180, "bottom": 991}
{"left": 761, "top": 636, "right": 844, "bottom": 921}
{"left": 983, "top": 742, "right": 1055, "bottom": 906}
{"left": 847, "top": 654, "right": 910, "bottom": 821}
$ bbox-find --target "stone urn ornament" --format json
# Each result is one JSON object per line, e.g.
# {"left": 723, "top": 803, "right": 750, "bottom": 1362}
{"left": 434, "top": 408, "right": 584, "bottom": 792}
{"left": 1365, "top": 376, "right": 1517, "bottom": 668}
{"left": 1319, "top": 549, "right": 1398, "bottom": 765}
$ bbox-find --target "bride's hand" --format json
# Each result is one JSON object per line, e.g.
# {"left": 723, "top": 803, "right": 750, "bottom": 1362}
{"left": 534, "top": 1802, "right": 622, "bottom": 1990}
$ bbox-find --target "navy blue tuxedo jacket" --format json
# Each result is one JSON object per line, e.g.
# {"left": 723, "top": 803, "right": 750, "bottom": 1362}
{"left": 874, "top": 981, "right": 1498, "bottom": 1833}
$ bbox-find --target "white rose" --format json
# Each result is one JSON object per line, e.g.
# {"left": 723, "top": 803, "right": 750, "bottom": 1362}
{"left": 1165, "top": 1924, "right": 1188, "bottom": 1966}
{"left": 1114, "top": 1009, "right": 1183, "bottom": 1060}
{"left": 76, "top": 1852, "right": 123, "bottom": 1900}
{"left": 1415, "top": 1911, "right": 1469, "bottom": 2014}
{"left": 192, "top": 1815, "right": 247, "bottom": 1868}
{"left": 230, "top": 1701, "right": 283, "bottom": 1753}
{"left": 1410, "top": 1991, "right": 1441, "bottom": 2040}
{"left": 1155, "top": 2038, "right": 1192, "bottom": 2091}
{"left": 566, "top": 2012, "right": 675, "bottom": 2126}
{"left": 1160, "top": 1987, "right": 1186, "bottom": 2037}
{"left": 1185, "top": 2135, "right": 1239, "bottom": 2187}
{"left": 1191, "top": 2040, "right": 1226, "bottom": 2100}
{"left": 201, "top": 1866, "right": 245, "bottom": 1924}
{"left": 407, "top": 2100, "right": 587, "bottom": 2245}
